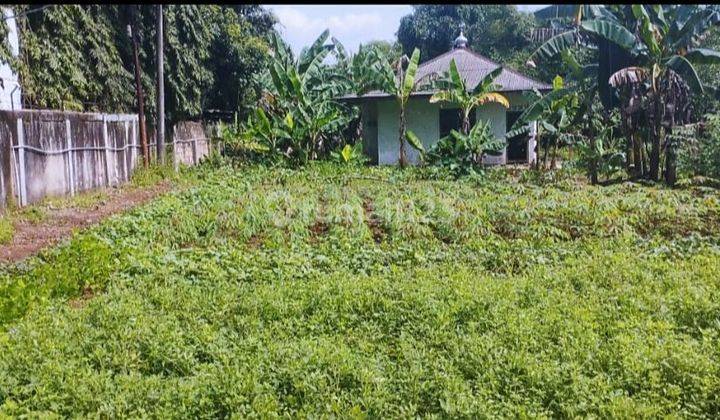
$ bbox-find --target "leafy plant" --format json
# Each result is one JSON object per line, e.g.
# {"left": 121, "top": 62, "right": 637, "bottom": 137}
{"left": 243, "top": 30, "right": 354, "bottom": 164}
{"left": 372, "top": 47, "right": 429, "bottom": 167}
{"left": 410, "top": 120, "right": 505, "bottom": 177}
{"left": 330, "top": 143, "right": 367, "bottom": 166}
{"left": 527, "top": 4, "right": 720, "bottom": 185}
{"left": 1, "top": 163, "right": 720, "bottom": 417}
{"left": 429, "top": 59, "right": 508, "bottom": 134}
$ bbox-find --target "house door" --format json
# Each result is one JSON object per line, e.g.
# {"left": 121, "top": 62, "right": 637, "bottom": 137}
{"left": 439, "top": 108, "right": 475, "bottom": 138}
{"left": 506, "top": 111, "right": 528, "bottom": 163}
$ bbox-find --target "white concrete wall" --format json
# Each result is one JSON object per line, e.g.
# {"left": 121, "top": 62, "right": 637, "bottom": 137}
{"left": 476, "top": 102, "right": 506, "bottom": 165}
{"left": 0, "top": 8, "right": 21, "bottom": 111}
{"left": 377, "top": 97, "right": 439, "bottom": 165}
{"left": 373, "top": 92, "right": 539, "bottom": 166}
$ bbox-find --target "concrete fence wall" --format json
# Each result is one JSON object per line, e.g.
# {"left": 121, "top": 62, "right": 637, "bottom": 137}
{"left": 0, "top": 110, "right": 210, "bottom": 208}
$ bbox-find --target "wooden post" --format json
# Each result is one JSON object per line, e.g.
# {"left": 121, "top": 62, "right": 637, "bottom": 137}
{"left": 65, "top": 118, "right": 75, "bottom": 196}
{"left": 156, "top": 4, "right": 165, "bottom": 165}
{"left": 130, "top": 7, "right": 149, "bottom": 168}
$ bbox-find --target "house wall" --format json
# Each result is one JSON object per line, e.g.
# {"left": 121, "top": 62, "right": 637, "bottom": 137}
{"left": 476, "top": 102, "right": 506, "bottom": 165}
{"left": 375, "top": 95, "right": 514, "bottom": 165}
{"left": 377, "top": 97, "right": 439, "bottom": 165}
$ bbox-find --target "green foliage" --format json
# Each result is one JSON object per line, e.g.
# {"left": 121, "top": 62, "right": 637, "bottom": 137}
{"left": 129, "top": 162, "right": 183, "bottom": 188}
{"left": 574, "top": 107, "right": 626, "bottom": 181}
{"left": 0, "top": 164, "right": 720, "bottom": 416}
{"left": 422, "top": 120, "right": 506, "bottom": 177}
{"left": 242, "top": 30, "right": 355, "bottom": 164}
{"left": 397, "top": 5, "right": 535, "bottom": 64}
{"left": 17, "top": 5, "right": 134, "bottom": 111}
{"left": 0, "top": 218, "right": 13, "bottom": 245}
{"left": 527, "top": 5, "right": 720, "bottom": 184}
{"left": 678, "top": 113, "right": 720, "bottom": 179}
{"left": 8, "top": 5, "right": 274, "bottom": 122}
{"left": 430, "top": 60, "right": 508, "bottom": 134}
{"left": 330, "top": 143, "right": 366, "bottom": 166}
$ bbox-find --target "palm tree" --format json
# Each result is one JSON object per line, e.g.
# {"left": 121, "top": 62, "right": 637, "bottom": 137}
{"left": 429, "top": 59, "right": 509, "bottom": 135}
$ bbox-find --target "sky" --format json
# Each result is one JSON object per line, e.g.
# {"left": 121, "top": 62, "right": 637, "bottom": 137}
{"left": 264, "top": 5, "right": 550, "bottom": 55}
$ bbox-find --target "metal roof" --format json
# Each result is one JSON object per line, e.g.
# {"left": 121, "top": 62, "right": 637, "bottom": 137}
{"left": 338, "top": 46, "right": 552, "bottom": 101}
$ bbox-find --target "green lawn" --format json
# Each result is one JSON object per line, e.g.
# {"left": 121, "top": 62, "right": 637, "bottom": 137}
{"left": 1, "top": 163, "right": 719, "bottom": 417}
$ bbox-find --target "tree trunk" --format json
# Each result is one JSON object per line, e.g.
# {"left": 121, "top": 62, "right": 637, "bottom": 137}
{"left": 649, "top": 96, "right": 661, "bottom": 181}
{"left": 632, "top": 133, "right": 643, "bottom": 177}
{"left": 589, "top": 134, "right": 598, "bottom": 184}
{"left": 130, "top": 7, "right": 149, "bottom": 168}
{"left": 461, "top": 108, "right": 470, "bottom": 135}
{"left": 665, "top": 126, "right": 677, "bottom": 187}
{"left": 541, "top": 140, "right": 549, "bottom": 170}
{"left": 550, "top": 139, "right": 559, "bottom": 169}
{"left": 399, "top": 103, "right": 407, "bottom": 168}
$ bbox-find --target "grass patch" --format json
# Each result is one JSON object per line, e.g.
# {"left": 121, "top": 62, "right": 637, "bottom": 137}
{"left": 0, "top": 163, "right": 719, "bottom": 417}
{"left": 0, "top": 218, "right": 13, "bottom": 245}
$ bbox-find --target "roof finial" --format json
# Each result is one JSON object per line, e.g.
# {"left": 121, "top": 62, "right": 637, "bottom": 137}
{"left": 454, "top": 22, "right": 468, "bottom": 49}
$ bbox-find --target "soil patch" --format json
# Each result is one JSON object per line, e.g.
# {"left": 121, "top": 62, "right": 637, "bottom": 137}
{"left": 0, "top": 182, "right": 172, "bottom": 263}
{"left": 362, "top": 197, "right": 386, "bottom": 243}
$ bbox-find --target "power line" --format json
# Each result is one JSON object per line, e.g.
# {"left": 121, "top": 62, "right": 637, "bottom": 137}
{"left": 3, "top": 5, "right": 55, "bottom": 21}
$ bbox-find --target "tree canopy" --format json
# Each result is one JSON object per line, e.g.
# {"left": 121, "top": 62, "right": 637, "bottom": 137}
{"left": 397, "top": 5, "right": 536, "bottom": 65}
{"left": 4, "top": 5, "right": 276, "bottom": 123}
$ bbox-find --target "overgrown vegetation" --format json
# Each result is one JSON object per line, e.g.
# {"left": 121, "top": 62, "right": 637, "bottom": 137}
{"left": 1, "top": 162, "right": 719, "bottom": 416}
{"left": 8, "top": 5, "right": 274, "bottom": 122}
{"left": 522, "top": 4, "right": 720, "bottom": 186}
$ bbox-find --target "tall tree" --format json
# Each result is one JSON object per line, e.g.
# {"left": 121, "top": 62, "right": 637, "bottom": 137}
{"left": 7, "top": 5, "right": 275, "bottom": 125}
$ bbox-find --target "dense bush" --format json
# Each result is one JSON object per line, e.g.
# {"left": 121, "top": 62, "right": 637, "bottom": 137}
{"left": 10, "top": 5, "right": 274, "bottom": 121}
{"left": 678, "top": 113, "right": 720, "bottom": 180}
{"left": 0, "top": 164, "right": 719, "bottom": 416}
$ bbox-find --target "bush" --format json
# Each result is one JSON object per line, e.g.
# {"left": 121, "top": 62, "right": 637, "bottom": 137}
{"left": 678, "top": 113, "right": 720, "bottom": 180}
{"left": 413, "top": 120, "right": 505, "bottom": 178}
{"left": 0, "top": 218, "right": 13, "bottom": 245}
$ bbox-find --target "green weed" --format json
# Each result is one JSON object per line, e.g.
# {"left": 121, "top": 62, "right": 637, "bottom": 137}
{"left": 0, "top": 163, "right": 719, "bottom": 417}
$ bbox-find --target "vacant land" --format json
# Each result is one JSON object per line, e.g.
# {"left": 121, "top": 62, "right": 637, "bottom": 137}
{"left": 1, "top": 163, "right": 719, "bottom": 417}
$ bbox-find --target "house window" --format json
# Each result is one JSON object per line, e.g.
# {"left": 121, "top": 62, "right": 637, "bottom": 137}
{"left": 439, "top": 108, "right": 475, "bottom": 138}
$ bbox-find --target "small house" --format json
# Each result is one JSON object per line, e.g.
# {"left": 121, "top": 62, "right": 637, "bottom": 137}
{"left": 340, "top": 31, "right": 551, "bottom": 165}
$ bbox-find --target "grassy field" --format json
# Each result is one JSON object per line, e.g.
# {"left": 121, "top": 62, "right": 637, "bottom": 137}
{"left": 1, "top": 162, "right": 719, "bottom": 417}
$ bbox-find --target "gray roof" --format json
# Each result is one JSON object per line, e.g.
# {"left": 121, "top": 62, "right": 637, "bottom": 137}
{"left": 339, "top": 47, "right": 551, "bottom": 101}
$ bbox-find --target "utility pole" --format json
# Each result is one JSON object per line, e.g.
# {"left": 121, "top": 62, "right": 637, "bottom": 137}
{"left": 130, "top": 6, "right": 149, "bottom": 168}
{"left": 156, "top": 4, "right": 165, "bottom": 164}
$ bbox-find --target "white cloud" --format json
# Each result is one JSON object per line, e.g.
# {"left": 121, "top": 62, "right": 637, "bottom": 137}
{"left": 266, "top": 5, "right": 550, "bottom": 55}
{"left": 267, "top": 5, "right": 409, "bottom": 55}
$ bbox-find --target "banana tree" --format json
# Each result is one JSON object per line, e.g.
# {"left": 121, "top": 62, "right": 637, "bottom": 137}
{"left": 601, "top": 5, "right": 720, "bottom": 184}
{"left": 507, "top": 75, "right": 580, "bottom": 171}
{"left": 526, "top": 5, "right": 720, "bottom": 185}
{"left": 249, "top": 30, "right": 353, "bottom": 162}
{"left": 429, "top": 59, "right": 509, "bottom": 135}
{"left": 374, "top": 48, "right": 425, "bottom": 168}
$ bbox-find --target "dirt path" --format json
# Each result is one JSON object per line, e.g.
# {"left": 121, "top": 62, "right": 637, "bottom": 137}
{"left": 0, "top": 182, "right": 172, "bottom": 263}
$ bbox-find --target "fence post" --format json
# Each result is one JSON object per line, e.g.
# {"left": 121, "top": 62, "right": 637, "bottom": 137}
{"left": 15, "top": 117, "right": 26, "bottom": 206}
{"left": 121, "top": 120, "right": 129, "bottom": 183}
{"left": 65, "top": 117, "right": 75, "bottom": 196}
{"left": 103, "top": 114, "right": 112, "bottom": 187}
{"left": 130, "top": 117, "right": 137, "bottom": 172}
{"left": 172, "top": 123, "right": 178, "bottom": 172}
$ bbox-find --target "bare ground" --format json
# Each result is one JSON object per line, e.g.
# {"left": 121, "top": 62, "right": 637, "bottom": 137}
{"left": 0, "top": 182, "right": 172, "bottom": 263}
